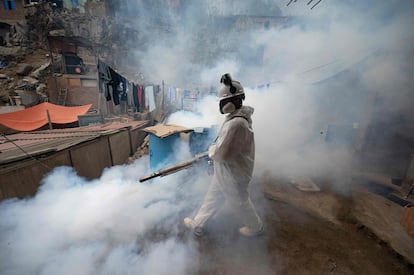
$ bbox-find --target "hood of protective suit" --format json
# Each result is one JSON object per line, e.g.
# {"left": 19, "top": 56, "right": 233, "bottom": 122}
{"left": 225, "top": 105, "right": 254, "bottom": 127}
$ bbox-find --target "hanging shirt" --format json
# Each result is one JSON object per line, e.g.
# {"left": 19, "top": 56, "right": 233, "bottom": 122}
{"left": 127, "top": 81, "right": 134, "bottom": 106}
{"left": 132, "top": 84, "right": 140, "bottom": 112}
{"left": 108, "top": 67, "right": 121, "bottom": 105}
{"left": 97, "top": 59, "right": 111, "bottom": 99}
{"left": 120, "top": 77, "right": 127, "bottom": 101}
{"left": 146, "top": 85, "right": 156, "bottom": 112}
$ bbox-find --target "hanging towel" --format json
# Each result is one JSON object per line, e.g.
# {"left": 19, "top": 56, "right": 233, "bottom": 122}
{"left": 146, "top": 85, "right": 156, "bottom": 112}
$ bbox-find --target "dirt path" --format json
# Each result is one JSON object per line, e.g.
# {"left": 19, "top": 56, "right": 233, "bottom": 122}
{"left": 185, "top": 193, "right": 412, "bottom": 274}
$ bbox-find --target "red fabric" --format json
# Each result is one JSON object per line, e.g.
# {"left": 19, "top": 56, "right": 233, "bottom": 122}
{"left": 138, "top": 85, "right": 143, "bottom": 106}
{"left": 0, "top": 102, "right": 92, "bottom": 131}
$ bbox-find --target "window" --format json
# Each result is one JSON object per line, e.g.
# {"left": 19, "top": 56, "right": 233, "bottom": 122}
{"left": 3, "top": 0, "right": 16, "bottom": 10}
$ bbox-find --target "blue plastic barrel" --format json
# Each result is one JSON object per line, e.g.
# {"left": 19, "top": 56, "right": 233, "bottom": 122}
{"left": 189, "top": 127, "right": 218, "bottom": 156}
{"left": 149, "top": 133, "right": 180, "bottom": 170}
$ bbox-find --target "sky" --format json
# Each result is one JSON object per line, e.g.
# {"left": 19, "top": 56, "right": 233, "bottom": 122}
{"left": 1, "top": 0, "right": 414, "bottom": 274}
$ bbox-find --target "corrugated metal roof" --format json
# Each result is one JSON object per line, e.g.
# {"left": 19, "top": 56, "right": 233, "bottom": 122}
{"left": 0, "top": 121, "right": 148, "bottom": 165}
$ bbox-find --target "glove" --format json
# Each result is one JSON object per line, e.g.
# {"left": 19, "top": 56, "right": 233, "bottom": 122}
{"left": 208, "top": 143, "right": 216, "bottom": 159}
{"left": 207, "top": 159, "right": 214, "bottom": 175}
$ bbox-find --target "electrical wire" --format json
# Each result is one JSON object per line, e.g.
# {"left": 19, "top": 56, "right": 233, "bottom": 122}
{"left": 287, "top": 0, "right": 323, "bottom": 9}
{"left": 0, "top": 133, "right": 52, "bottom": 170}
{"left": 311, "top": 0, "right": 323, "bottom": 9}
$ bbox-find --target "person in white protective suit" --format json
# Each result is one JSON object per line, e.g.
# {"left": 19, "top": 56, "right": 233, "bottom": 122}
{"left": 184, "top": 73, "right": 263, "bottom": 237}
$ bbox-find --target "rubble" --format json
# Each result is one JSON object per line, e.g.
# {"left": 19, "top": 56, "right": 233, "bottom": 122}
{"left": 128, "top": 135, "right": 149, "bottom": 164}
{"left": 0, "top": 60, "right": 8, "bottom": 69}
{"left": 0, "top": 46, "right": 24, "bottom": 56}
{"left": 16, "top": 63, "right": 33, "bottom": 76}
{"left": 30, "top": 62, "right": 50, "bottom": 79}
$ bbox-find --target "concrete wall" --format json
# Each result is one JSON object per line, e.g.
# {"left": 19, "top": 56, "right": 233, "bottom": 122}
{"left": 0, "top": 126, "right": 147, "bottom": 201}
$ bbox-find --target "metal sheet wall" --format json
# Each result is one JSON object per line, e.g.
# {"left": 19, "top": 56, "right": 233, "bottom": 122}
{"left": 70, "top": 137, "right": 112, "bottom": 179}
{"left": 0, "top": 126, "right": 148, "bottom": 201}
{"left": 0, "top": 151, "right": 72, "bottom": 200}
{"left": 109, "top": 130, "right": 131, "bottom": 166}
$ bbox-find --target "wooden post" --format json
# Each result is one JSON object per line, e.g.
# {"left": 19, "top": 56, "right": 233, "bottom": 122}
{"left": 162, "top": 80, "right": 165, "bottom": 113}
{"left": 46, "top": 109, "right": 53, "bottom": 130}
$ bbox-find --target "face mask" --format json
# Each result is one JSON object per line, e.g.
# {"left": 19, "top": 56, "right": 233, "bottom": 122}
{"left": 220, "top": 102, "right": 236, "bottom": 114}
{"left": 219, "top": 95, "right": 243, "bottom": 114}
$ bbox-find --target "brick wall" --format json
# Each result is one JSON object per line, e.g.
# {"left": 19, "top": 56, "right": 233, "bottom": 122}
{"left": 46, "top": 75, "right": 99, "bottom": 108}
{"left": 0, "top": 0, "right": 26, "bottom": 22}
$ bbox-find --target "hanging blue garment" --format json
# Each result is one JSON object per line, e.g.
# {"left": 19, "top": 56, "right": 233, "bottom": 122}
{"left": 71, "top": 0, "right": 78, "bottom": 7}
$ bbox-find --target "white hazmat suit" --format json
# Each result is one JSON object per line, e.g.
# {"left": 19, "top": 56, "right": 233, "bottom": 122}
{"left": 185, "top": 75, "right": 263, "bottom": 237}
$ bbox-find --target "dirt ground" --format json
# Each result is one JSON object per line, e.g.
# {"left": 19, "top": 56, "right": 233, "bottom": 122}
{"left": 182, "top": 178, "right": 413, "bottom": 275}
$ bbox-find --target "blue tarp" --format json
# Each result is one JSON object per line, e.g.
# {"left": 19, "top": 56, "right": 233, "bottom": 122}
{"left": 0, "top": 60, "right": 8, "bottom": 69}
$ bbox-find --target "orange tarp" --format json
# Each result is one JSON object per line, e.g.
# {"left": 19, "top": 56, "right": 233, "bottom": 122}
{"left": 0, "top": 102, "right": 92, "bottom": 131}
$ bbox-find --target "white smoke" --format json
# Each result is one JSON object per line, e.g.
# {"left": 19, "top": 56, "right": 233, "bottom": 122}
{"left": 0, "top": 161, "right": 207, "bottom": 274}
{"left": 1, "top": 0, "right": 414, "bottom": 274}
{"left": 166, "top": 95, "right": 223, "bottom": 128}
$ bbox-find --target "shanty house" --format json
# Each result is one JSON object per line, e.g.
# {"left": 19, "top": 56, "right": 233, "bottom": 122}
{"left": 46, "top": 35, "right": 99, "bottom": 108}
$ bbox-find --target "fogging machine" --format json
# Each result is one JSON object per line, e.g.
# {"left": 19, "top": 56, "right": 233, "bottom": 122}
{"left": 139, "top": 151, "right": 210, "bottom": 182}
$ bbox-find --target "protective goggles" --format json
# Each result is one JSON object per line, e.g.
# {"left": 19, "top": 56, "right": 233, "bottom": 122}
{"left": 219, "top": 94, "right": 244, "bottom": 114}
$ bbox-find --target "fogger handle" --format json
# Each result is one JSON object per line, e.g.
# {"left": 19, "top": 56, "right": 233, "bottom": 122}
{"left": 139, "top": 151, "right": 209, "bottom": 182}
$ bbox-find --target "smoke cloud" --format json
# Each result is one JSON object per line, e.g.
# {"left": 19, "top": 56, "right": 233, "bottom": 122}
{"left": 1, "top": 0, "right": 414, "bottom": 273}
{"left": 0, "top": 161, "right": 208, "bottom": 274}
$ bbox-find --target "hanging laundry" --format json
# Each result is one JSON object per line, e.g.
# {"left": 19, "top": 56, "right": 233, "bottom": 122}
{"left": 127, "top": 81, "right": 134, "bottom": 107}
{"left": 97, "top": 59, "right": 111, "bottom": 99}
{"left": 138, "top": 85, "right": 144, "bottom": 112}
{"left": 146, "top": 85, "right": 156, "bottom": 112}
{"left": 120, "top": 77, "right": 127, "bottom": 102}
{"left": 168, "top": 87, "right": 176, "bottom": 103}
{"left": 183, "top": 90, "right": 191, "bottom": 98}
{"left": 108, "top": 67, "right": 122, "bottom": 105}
{"left": 132, "top": 84, "right": 140, "bottom": 112}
